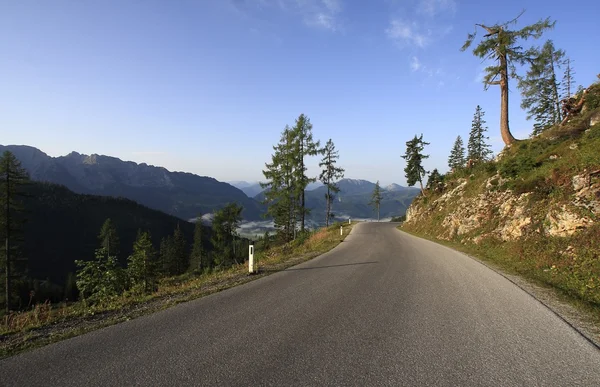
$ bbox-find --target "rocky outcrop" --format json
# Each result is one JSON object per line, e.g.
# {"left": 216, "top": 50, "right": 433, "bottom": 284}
{"left": 405, "top": 171, "right": 599, "bottom": 244}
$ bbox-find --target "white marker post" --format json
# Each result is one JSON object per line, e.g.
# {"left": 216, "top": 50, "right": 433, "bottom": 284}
{"left": 340, "top": 225, "right": 343, "bottom": 236}
{"left": 348, "top": 219, "right": 351, "bottom": 224}
{"left": 249, "top": 241, "right": 256, "bottom": 274}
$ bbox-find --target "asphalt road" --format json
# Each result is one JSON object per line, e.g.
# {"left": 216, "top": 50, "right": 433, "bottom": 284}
{"left": 2, "top": 222, "right": 600, "bottom": 386}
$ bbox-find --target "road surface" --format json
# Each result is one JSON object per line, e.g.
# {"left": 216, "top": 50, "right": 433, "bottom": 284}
{"left": 2, "top": 222, "right": 600, "bottom": 386}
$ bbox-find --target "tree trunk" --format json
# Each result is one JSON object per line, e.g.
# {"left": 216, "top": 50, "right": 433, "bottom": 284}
{"left": 499, "top": 54, "right": 517, "bottom": 145}
{"left": 5, "top": 164, "right": 11, "bottom": 313}
{"left": 325, "top": 187, "right": 331, "bottom": 227}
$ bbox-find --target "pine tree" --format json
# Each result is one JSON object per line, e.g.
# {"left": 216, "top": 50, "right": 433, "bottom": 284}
{"left": 402, "top": 134, "right": 430, "bottom": 196}
{"left": 467, "top": 106, "right": 493, "bottom": 163}
{"left": 127, "top": 231, "right": 158, "bottom": 294}
{"left": 0, "top": 151, "right": 30, "bottom": 312}
{"left": 291, "top": 114, "right": 320, "bottom": 233}
{"left": 518, "top": 40, "right": 565, "bottom": 135}
{"left": 171, "top": 224, "right": 188, "bottom": 275}
{"left": 189, "top": 216, "right": 205, "bottom": 272}
{"left": 318, "top": 139, "right": 345, "bottom": 226}
{"left": 448, "top": 136, "right": 466, "bottom": 171}
{"left": 262, "top": 126, "right": 298, "bottom": 242}
{"left": 369, "top": 181, "right": 383, "bottom": 221}
{"left": 159, "top": 235, "right": 174, "bottom": 276}
{"left": 98, "top": 218, "right": 120, "bottom": 259}
{"left": 461, "top": 12, "right": 554, "bottom": 145}
{"left": 211, "top": 203, "right": 243, "bottom": 267}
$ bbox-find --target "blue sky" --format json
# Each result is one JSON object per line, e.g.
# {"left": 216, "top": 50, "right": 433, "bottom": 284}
{"left": 1, "top": 0, "right": 599, "bottom": 186}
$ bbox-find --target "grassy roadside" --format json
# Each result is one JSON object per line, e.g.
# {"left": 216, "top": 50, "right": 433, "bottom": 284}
{"left": 399, "top": 225, "right": 600, "bottom": 346}
{"left": 0, "top": 221, "right": 356, "bottom": 359}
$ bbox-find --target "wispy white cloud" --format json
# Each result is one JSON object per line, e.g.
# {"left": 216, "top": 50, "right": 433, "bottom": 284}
{"left": 231, "top": 0, "right": 344, "bottom": 32}
{"left": 417, "top": 0, "right": 456, "bottom": 17}
{"left": 410, "top": 56, "right": 421, "bottom": 71}
{"left": 386, "top": 20, "right": 429, "bottom": 48}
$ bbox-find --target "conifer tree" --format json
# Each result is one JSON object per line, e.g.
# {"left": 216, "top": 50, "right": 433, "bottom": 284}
{"left": 518, "top": 40, "right": 565, "bottom": 135}
{"left": 402, "top": 134, "right": 430, "bottom": 196}
{"left": 0, "top": 151, "right": 30, "bottom": 312}
{"left": 189, "top": 216, "right": 205, "bottom": 272}
{"left": 262, "top": 126, "right": 298, "bottom": 242}
{"left": 369, "top": 181, "right": 382, "bottom": 221}
{"left": 159, "top": 235, "right": 174, "bottom": 276}
{"left": 467, "top": 106, "right": 493, "bottom": 163}
{"left": 171, "top": 224, "right": 188, "bottom": 275}
{"left": 211, "top": 203, "right": 243, "bottom": 267}
{"left": 461, "top": 12, "right": 554, "bottom": 145}
{"left": 319, "top": 139, "right": 344, "bottom": 226}
{"left": 291, "top": 114, "right": 320, "bottom": 233}
{"left": 127, "top": 231, "right": 157, "bottom": 294}
{"left": 98, "top": 218, "right": 120, "bottom": 259}
{"left": 448, "top": 136, "right": 466, "bottom": 171}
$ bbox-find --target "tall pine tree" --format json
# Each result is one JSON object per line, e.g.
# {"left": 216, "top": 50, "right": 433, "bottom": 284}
{"left": 189, "top": 215, "right": 206, "bottom": 272}
{"left": 0, "top": 151, "right": 29, "bottom": 312}
{"left": 211, "top": 203, "right": 243, "bottom": 267}
{"left": 262, "top": 126, "right": 297, "bottom": 242}
{"left": 369, "top": 181, "right": 383, "bottom": 221}
{"left": 448, "top": 136, "right": 466, "bottom": 171}
{"left": 461, "top": 12, "right": 554, "bottom": 145}
{"left": 98, "top": 218, "right": 120, "bottom": 259}
{"left": 467, "top": 106, "right": 492, "bottom": 163}
{"left": 127, "top": 230, "right": 158, "bottom": 294}
{"left": 518, "top": 40, "right": 565, "bottom": 135}
{"left": 291, "top": 114, "right": 320, "bottom": 233}
{"left": 318, "top": 139, "right": 344, "bottom": 226}
{"left": 562, "top": 58, "right": 575, "bottom": 99}
{"left": 402, "top": 134, "right": 430, "bottom": 196}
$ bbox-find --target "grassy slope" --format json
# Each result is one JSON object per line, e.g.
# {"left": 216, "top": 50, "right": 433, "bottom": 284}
{"left": 402, "top": 99, "right": 600, "bottom": 334}
{"left": 0, "top": 222, "right": 355, "bottom": 358}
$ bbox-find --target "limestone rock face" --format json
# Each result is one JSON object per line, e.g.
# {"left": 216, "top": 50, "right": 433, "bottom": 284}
{"left": 404, "top": 169, "right": 598, "bottom": 244}
{"left": 545, "top": 206, "right": 593, "bottom": 237}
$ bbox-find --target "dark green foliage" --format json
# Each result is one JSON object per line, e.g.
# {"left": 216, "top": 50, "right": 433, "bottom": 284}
{"left": 262, "top": 126, "right": 298, "bottom": 242}
{"left": 64, "top": 272, "right": 77, "bottom": 301}
{"left": 127, "top": 231, "right": 158, "bottom": 294}
{"left": 369, "top": 181, "right": 382, "bottom": 221}
{"left": 75, "top": 248, "right": 126, "bottom": 305}
{"left": 319, "top": 139, "right": 344, "bottom": 226}
{"left": 189, "top": 217, "right": 208, "bottom": 272}
{"left": 160, "top": 225, "right": 188, "bottom": 276}
{"left": 211, "top": 203, "right": 243, "bottom": 267}
{"left": 0, "top": 151, "right": 30, "bottom": 312}
{"left": 467, "top": 106, "right": 493, "bottom": 163}
{"left": 518, "top": 40, "right": 565, "bottom": 135}
{"left": 402, "top": 134, "right": 430, "bottom": 195}
{"left": 426, "top": 169, "right": 444, "bottom": 192}
{"left": 262, "top": 114, "right": 321, "bottom": 240}
{"left": 292, "top": 114, "right": 321, "bottom": 232}
{"left": 98, "top": 218, "right": 120, "bottom": 259}
{"left": 20, "top": 182, "right": 195, "bottom": 293}
{"left": 448, "top": 136, "right": 466, "bottom": 171}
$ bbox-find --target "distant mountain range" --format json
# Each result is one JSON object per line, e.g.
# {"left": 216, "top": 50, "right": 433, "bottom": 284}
{"left": 1, "top": 145, "right": 264, "bottom": 221}
{"left": 2, "top": 144, "right": 419, "bottom": 225}
{"left": 252, "top": 178, "right": 419, "bottom": 222}
{"left": 229, "top": 181, "right": 323, "bottom": 198}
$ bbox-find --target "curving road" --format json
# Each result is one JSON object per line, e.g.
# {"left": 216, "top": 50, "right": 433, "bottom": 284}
{"left": 2, "top": 222, "right": 600, "bottom": 386}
